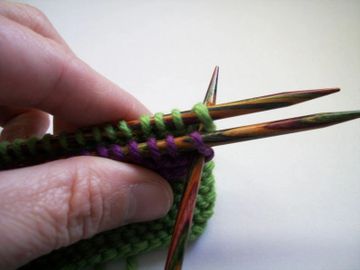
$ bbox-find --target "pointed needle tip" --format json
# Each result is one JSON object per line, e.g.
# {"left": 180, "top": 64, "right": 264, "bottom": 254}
{"left": 305, "top": 87, "right": 340, "bottom": 96}
{"left": 340, "top": 110, "right": 360, "bottom": 119}
{"left": 204, "top": 66, "right": 219, "bottom": 105}
{"left": 310, "top": 87, "right": 340, "bottom": 99}
{"left": 314, "top": 110, "right": 360, "bottom": 126}
{"left": 322, "top": 87, "right": 340, "bottom": 94}
{"left": 336, "top": 110, "right": 360, "bottom": 116}
{"left": 284, "top": 87, "right": 341, "bottom": 104}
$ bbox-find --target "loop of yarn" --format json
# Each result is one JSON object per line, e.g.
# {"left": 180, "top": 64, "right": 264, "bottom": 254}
{"left": 189, "top": 131, "right": 214, "bottom": 161}
{"left": 192, "top": 103, "right": 216, "bottom": 132}
{"left": 154, "top": 112, "right": 167, "bottom": 137}
{"left": 171, "top": 109, "right": 185, "bottom": 131}
{"left": 139, "top": 115, "right": 152, "bottom": 138}
{"left": 118, "top": 120, "right": 133, "bottom": 140}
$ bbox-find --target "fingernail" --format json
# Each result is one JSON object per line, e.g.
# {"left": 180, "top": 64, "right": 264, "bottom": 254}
{"left": 126, "top": 181, "right": 172, "bottom": 223}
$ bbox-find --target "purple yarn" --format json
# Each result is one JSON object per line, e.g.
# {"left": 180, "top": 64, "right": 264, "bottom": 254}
{"left": 189, "top": 132, "right": 214, "bottom": 161}
{"left": 128, "top": 140, "right": 143, "bottom": 163}
{"left": 109, "top": 144, "right": 125, "bottom": 160}
{"left": 80, "top": 150, "right": 91, "bottom": 156}
{"left": 147, "top": 138, "right": 161, "bottom": 160}
{"left": 96, "top": 146, "right": 109, "bottom": 157}
{"left": 165, "top": 135, "right": 178, "bottom": 158}
{"left": 81, "top": 131, "right": 213, "bottom": 182}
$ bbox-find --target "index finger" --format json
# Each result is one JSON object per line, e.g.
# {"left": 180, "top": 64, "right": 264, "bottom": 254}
{"left": 0, "top": 15, "right": 149, "bottom": 128}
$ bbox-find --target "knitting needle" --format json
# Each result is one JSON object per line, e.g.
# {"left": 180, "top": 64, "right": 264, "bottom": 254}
{"left": 165, "top": 66, "right": 218, "bottom": 270}
{"left": 107, "top": 88, "right": 340, "bottom": 137}
{"left": 115, "top": 110, "right": 360, "bottom": 157}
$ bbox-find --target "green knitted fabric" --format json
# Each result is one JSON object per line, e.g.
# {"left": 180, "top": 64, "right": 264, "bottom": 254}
{"left": 11, "top": 103, "right": 217, "bottom": 270}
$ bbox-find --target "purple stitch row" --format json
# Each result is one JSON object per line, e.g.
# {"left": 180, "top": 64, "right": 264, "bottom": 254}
{"left": 82, "top": 131, "right": 213, "bottom": 182}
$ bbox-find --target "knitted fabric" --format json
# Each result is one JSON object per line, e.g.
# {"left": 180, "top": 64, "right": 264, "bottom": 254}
{"left": 8, "top": 103, "right": 216, "bottom": 270}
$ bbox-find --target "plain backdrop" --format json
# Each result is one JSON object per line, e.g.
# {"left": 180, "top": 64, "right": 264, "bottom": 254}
{"left": 16, "top": 1, "right": 360, "bottom": 269}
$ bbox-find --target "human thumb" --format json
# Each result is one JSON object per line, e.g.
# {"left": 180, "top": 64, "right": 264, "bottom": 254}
{"left": 0, "top": 156, "right": 173, "bottom": 269}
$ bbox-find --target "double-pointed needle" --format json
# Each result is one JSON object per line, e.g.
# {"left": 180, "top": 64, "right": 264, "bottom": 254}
{"left": 164, "top": 66, "right": 219, "bottom": 270}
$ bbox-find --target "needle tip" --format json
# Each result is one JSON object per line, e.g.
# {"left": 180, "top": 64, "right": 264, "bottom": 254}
{"left": 305, "top": 110, "right": 360, "bottom": 128}
{"left": 330, "top": 110, "right": 360, "bottom": 121}
{"left": 276, "top": 87, "right": 342, "bottom": 106}
{"left": 320, "top": 87, "right": 340, "bottom": 94}
{"left": 302, "top": 87, "right": 340, "bottom": 97}
{"left": 204, "top": 66, "right": 219, "bottom": 105}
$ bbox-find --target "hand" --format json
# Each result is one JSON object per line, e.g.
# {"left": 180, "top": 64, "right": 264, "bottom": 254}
{"left": 0, "top": 2, "right": 173, "bottom": 269}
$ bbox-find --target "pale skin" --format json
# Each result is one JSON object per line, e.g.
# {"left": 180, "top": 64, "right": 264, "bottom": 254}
{"left": 0, "top": 2, "right": 173, "bottom": 269}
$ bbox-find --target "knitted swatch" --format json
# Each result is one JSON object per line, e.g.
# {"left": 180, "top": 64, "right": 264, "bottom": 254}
{"left": 6, "top": 103, "right": 217, "bottom": 270}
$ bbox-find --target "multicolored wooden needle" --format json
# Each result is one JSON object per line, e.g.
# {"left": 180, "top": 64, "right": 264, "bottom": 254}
{"left": 164, "top": 66, "right": 219, "bottom": 270}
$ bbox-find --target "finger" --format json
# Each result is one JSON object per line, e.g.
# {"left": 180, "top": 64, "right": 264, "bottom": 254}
{"left": 0, "top": 106, "right": 29, "bottom": 125}
{"left": 0, "top": 109, "right": 49, "bottom": 141}
{"left": 0, "top": 156, "right": 173, "bottom": 269}
{"left": 53, "top": 117, "right": 77, "bottom": 134}
{"left": 0, "top": 15, "right": 149, "bottom": 129}
{"left": 0, "top": 1, "right": 71, "bottom": 51}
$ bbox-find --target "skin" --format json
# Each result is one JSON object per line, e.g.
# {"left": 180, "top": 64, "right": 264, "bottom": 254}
{"left": 0, "top": 2, "right": 173, "bottom": 269}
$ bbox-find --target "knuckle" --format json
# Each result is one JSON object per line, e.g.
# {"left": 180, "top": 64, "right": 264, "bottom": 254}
{"left": 20, "top": 3, "right": 48, "bottom": 22}
{"left": 65, "top": 158, "right": 108, "bottom": 242}
{"left": 15, "top": 3, "right": 52, "bottom": 33}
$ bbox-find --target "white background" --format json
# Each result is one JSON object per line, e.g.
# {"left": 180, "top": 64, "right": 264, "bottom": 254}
{"left": 18, "top": 1, "right": 360, "bottom": 269}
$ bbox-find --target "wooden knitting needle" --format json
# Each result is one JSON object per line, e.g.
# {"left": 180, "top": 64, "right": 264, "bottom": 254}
{"left": 124, "top": 88, "right": 340, "bottom": 129}
{"left": 102, "top": 87, "right": 340, "bottom": 140}
{"left": 117, "top": 110, "right": 360, "bottom": 157}
{"left": 165, "top": 66, "right": 219, "bottom": 270}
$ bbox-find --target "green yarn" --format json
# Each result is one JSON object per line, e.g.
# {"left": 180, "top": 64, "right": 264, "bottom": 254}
{"left": 3, "top": 104, "right": 216, "bottom": 270}
{"left": 192, "top": 103, "right": 216, "bottom": 132}
{"left": 171, "top": 109, "right": 185, "bottom": 133}
{"left": 59, "top": 133, "right": 70, "bottom": 151}
{"left": 0, "top": 141, "right": 11, "bottom": 163}
{"left": 139, "top": 115, "right": 152, "bottom": 138}
{"left": 11, "top": 138, "right": 25, "bottom": 159}
{"left": 118, "top": 120, "right": 133, "bottom": 140}
{"left": 27, "top": 137, "right": 39, "bottom": 155}
{"left": 154, "top": 112, "right": 167, "bottom": 137}
{"left": 92, "top": 127, "right": 102, "bottom": 143}
{"left": 104, "top": 125, "right": 117, "bottom": 141}
{"left": 75, "top": 130, "right": 86, "bottom": 146}
{"left": 125, "top": 256, "right": 137, "bottom": 270}
{"left": 42, "top": 134, "right": 53, "bottom": 153}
